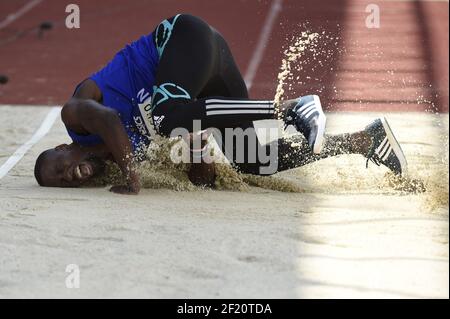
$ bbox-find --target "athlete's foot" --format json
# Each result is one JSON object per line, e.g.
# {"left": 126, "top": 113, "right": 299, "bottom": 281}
{"left": 364, "top": 117, "right": 408, "bottom": 175}
{"left": 285, "top": 95, "right": 326, "bottom": 154}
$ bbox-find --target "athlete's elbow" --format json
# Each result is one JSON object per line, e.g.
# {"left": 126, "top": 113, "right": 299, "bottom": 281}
{"left": 84, "top": 106, "right": 121, "bottom": 135}
{"left": 102, "top": 108, "right": 119, "bottom": 122}
{"left": 61, "top": 98, "right": 80, "bottom": 125}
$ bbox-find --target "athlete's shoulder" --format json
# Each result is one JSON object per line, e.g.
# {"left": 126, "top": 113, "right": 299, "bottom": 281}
{"left": 73, "top": 79, "right": 102, "bottom": 101}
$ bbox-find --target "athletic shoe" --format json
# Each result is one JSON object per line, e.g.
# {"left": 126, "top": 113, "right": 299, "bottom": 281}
{"left": 365, "top": 117, "right": 408, "bottom": 175}
{"left": 285, "top": 95, "right": 326, "bottom": 154}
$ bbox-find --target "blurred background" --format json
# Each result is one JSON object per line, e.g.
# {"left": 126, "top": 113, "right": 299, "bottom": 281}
{"left": 0, "top": 0, "right": 448, "bottom": 113}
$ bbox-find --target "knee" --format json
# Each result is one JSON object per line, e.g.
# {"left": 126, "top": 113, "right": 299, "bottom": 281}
{"left": 174, "top": 14, "right": 214, "bottom": 42}
{"left": 176, "top": 14, "right": 209, "bottom": 28}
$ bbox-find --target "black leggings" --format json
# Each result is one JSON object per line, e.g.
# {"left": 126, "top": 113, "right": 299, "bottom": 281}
{"left": 151, "top": 14, "right": 275, "bottom": 131}
{"left": 151, "top": 14, "right": 339, "bottom": 175}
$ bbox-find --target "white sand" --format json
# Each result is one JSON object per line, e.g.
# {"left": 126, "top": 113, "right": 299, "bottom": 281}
{"left": 0, "top": 105, "right": 448, "bottom": 298}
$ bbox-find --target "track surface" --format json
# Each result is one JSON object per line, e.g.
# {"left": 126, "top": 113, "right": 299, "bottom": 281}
{"left": 0, "top": 0, "right": 448, "bottom": 111}
{"left": 0, "top": 107, "right": 448, "bottom": 298}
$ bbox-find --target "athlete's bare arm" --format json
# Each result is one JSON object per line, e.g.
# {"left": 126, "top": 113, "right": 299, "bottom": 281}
{"left": 61, "top": 80, "right": 141, "bottom": 195}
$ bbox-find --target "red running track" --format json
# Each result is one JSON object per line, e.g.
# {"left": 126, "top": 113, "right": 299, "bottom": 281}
{"left": 0, "top": 0, "right": 448, "bottom": 112}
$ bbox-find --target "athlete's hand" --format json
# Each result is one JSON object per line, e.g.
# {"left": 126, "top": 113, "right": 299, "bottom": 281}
{"left": 188, "top": 161, "right": 216, "bottom": 187}
{"left": 109, "top": 171, "right": 141, "bottom": 195}
{"left": 187, "top": 131, "right": 216, "bottom": 187}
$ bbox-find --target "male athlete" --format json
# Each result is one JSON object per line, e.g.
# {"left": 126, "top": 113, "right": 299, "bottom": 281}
{"left": 34, "top": 14, "right": 407, "bottom": 194}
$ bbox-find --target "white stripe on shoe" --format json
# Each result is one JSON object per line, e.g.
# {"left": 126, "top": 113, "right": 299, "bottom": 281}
{"left": 382, "top": 146, "right": 392, "bottom": 161}
{"left": 376, "top": 137, "right": 388, "bottom": 155}
{"left": 300, "top": 104, "right": 316, "bottom": 116}
{"left": 304, "top": 108, "right": 318, "bottom": 120}
{"left": 378, "top": 139, "right": 390, "bottom": 158}
{"left": 299, "top": 101, "right": 315, "bottom": 113}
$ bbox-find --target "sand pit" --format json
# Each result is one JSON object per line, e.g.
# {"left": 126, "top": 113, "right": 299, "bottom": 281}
{"left": 0, "top": 105, "right": 448, "bottom": 298}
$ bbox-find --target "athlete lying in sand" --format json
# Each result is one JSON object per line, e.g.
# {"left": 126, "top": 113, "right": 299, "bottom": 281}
{"left": 34, "top": 14, "right": 407, "bottom": 195}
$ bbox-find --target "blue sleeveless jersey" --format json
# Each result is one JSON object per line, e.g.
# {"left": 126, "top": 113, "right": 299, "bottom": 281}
{"left": 67, "top": 32, "right": 160, "bottom": 155}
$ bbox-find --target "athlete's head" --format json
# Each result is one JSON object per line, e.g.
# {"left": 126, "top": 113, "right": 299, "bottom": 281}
{"left": 34, "top": 144, "right": 105, "bottom": 187}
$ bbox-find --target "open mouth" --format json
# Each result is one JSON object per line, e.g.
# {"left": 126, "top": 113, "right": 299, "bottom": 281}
{"left": 74, "top": 162, "right": 93, "bottom": 180}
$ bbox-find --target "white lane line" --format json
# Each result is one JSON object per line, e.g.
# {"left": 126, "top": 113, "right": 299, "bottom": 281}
{"left": 244, "top": 0, "right": 283, "bottom": 91}
{"left": 0, "top": 0, "right": 43, "bottom": 30}
{"left": 0, "top": 106, "right": 60, "bottom": 179}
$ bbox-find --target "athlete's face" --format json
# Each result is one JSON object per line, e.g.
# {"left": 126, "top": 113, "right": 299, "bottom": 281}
{"left": 35, "top": 144, "right": 105, "bottom": 187}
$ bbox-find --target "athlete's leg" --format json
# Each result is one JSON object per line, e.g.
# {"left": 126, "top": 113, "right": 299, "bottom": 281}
{"left": 232, "top": 130, "right": 372, "bottom": 175}
{"left": 197, "top": 28, "right": 249, "bottom": 99}
{"left": 152, "top": 14, "right": 361, "bottom": 176}
{"left": 151, "top": 14, "right": 278, "bottom": 137}
{"left": 162, "top": 19, "right": 365, "bottom": 175}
